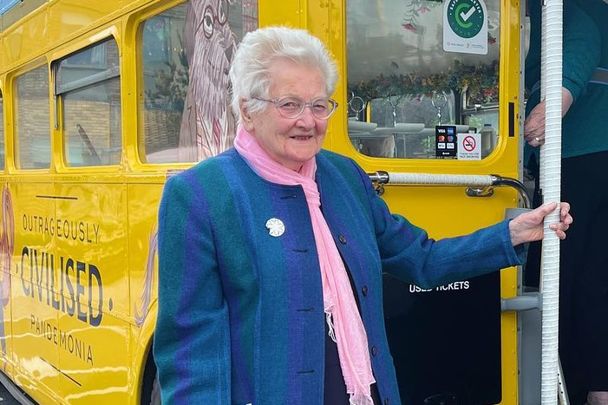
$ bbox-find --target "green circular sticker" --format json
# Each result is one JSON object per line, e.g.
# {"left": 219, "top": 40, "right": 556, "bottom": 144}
{"left": 447, "top": 0, "right": 484, "bottom": 39}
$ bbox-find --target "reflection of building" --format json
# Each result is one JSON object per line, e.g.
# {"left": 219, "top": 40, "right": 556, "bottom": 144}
{"left": 242, "top": 0, "right": 258, "bottom": 33}
{"left": 348, "top": 0, "right": 500, "bottom": 82}
{"left": 142, "top": 5, "right": 189, "bottom": 161}
{"left": 346, "top": 0, "right": 501, "bottom": 159}
{"left": 15, "top": 66, "right": 50, "bottom": 168}
{"left": 58, "top": 39, "right": 121, "bottom": 166}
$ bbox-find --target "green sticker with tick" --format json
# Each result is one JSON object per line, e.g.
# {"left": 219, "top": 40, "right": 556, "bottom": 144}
{"left": 443, "top": 0, "right": 488, "bottom": 55}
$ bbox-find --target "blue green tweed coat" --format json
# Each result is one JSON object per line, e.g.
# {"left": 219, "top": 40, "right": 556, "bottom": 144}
{"left": 154, "top": 148, "right": 522, "bottom": 404}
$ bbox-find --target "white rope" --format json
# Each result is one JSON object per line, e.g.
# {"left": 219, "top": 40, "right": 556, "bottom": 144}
{"left": 384, "top": 172, "right": 494, "bottom": 187}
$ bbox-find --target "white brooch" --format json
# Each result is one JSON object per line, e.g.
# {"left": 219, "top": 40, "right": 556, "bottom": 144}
{"left": 265, "top": 218, "right": 285, "bottom": 237}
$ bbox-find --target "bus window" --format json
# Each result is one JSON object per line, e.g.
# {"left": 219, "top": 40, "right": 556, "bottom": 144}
{"left": 56, "top": 38, "right": 121, "bottom": 166}
{"left": 346, "top": 0, "right": 500, "bottom": 159}
{"left": 140, "top": 0, "right": 259, "bottom": 163}
{"left": 0, "top": 91, "right": 4, "bottom": 169}
{"left": 15, "top": 66, "right": 51, "bottom": 169}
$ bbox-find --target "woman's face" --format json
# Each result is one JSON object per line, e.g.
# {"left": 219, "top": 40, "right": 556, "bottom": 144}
{"left": 242, "top": 59, "right": 329, "bottom": 171}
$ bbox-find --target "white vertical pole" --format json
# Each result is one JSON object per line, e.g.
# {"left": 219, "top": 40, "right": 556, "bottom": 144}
{"left": 539, "top": 0, "right": 563, "bottom": 404}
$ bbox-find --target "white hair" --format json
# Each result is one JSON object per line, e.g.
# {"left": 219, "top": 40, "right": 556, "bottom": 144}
{"left": 229, "top": 26, "right": 338, "bottom": 124}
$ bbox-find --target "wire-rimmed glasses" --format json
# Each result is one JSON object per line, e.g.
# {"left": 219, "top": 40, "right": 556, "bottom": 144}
{"left": 198, "top": 0, "right": 229, "bottom": 39}
{"left": 252, "top": 96, "right": 338, "bottom": 120}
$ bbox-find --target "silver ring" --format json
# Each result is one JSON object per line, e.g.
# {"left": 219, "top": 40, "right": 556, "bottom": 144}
{"left": 535, "top": 137, "right": 540, "bottom": 142}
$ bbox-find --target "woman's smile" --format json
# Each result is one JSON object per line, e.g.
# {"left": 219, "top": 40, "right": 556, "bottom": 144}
{"left": 243, "top": 59, "right": 330, "bottom": 171}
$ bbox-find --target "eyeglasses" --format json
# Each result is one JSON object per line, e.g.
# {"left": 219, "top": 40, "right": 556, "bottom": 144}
{"left": 252, "top": 96, "right": 339, "bottom": 120}
{"left": 198, "top": 0, "right": 229, "bottom": 39}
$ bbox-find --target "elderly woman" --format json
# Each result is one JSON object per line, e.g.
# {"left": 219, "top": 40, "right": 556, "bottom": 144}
{"left": 154, "top": 26, "right": 572, "bottom": 405}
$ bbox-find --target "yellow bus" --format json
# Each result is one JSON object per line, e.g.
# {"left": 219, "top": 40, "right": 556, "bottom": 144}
{"left": 0, "top": 0, "right": 531, "bottom": 403}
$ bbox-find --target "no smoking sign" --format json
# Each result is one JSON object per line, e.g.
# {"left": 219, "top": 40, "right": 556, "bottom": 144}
{"left": 463, "top": 135, "right": 476, "bottom": 152}
{"left": 457, "top": 133, "right": 481, "bottom": 160}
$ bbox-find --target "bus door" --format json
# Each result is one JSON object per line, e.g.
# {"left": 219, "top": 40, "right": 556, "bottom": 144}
{"left": 320, "top": 0, "right": 522, "bottom": 403}
{"left": 10, "top": 64, "right": 62, "bottom": 402}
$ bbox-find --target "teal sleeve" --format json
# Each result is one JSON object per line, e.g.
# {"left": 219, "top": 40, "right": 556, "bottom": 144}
{"left": 525, "top": 0, "right": 601, "bottom": 103}
{"left": 154, "top": 174, "right": 231, "bottom": 404}
{"left": 354, "top": 164, "right": 521, "bottom": 289}
{"left": 562, "top": 1, "right": 601, "bottom": 102}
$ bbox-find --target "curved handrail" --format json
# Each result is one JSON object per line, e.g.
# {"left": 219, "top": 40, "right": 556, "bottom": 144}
{"left": 368, "top": 171, "right": 531, "bottom": 208}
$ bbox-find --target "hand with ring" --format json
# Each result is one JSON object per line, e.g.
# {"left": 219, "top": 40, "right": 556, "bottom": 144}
{"left": 523, "top": 88, "right": 574, "bottom": 147}
{"left": 524, "top": 102, "right": 546, "bottom": 147}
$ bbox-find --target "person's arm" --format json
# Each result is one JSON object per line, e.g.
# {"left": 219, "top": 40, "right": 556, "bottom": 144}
{"left": 154, "top": 174, "right": 231, "bottom": 404}
{"left": 352, "top": 163, "right": 571, "bottom": 289}
{"left": 524, "top": 1, "right": 600, "bottom": 146}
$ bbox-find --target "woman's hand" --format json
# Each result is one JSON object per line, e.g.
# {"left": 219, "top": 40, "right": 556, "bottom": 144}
{"left": 523, "top": 101, "right": 547, "bottom": 147}
{"left": 523, "top": 87, "right": 574, "bottom": 147}
{"left": 509, "top": 202, "right": 573, "bottom": 246}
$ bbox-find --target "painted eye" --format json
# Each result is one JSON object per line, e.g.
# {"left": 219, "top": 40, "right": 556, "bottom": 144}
{"left": 217, "top": 0, "right": 228, "bottom": 24}
{"left": 203, "top": 6, "right": 214, "bottom": 37}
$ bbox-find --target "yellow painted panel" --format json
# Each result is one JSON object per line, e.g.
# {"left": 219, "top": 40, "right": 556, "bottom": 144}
{"left": 259, "top": 0, "right": 301, "bottom": 27}
{"left": 54, "top": 181, "right": 129, "bottom": 320}
{"left": 48, "top": 0, "right": 122, "bottom": 42}
{"left": 3, "top": 5, "right": 50, "bottom": 69}
{"left": 58, "top": 312, "right": 130, "bottom": 404}
{"left": 125, "top": 181, "right": 164, "bottom": 404}
{"left": 52, "top": 180, "right": 130, "bottom": 403}
{"left": 11, "top": 180, "right": 61, "bottom": 403}
{"left": 127, "top": 182, "right": 163, "bottom": 332}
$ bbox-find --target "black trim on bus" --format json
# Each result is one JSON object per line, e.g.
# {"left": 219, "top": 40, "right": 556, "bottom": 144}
{"left": 508, "top": 102, "right": 515, "bottom": 137}
{"left": 40, "top": 357, "right": 82, "bottom": 387}
{"left": 36, "top": 195, "right": 78, "bottom": 200}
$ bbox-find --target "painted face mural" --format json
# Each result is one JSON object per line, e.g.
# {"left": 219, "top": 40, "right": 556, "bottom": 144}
{"left": 178, "top": 0, "right": 238, "bottom": 160}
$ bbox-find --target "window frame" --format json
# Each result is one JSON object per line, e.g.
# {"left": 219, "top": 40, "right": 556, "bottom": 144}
{"left": 12, "top": 63, "right": 52, "bottom": 171}
{"left": 52, "top": 35, "right": 123, "bottom": 170}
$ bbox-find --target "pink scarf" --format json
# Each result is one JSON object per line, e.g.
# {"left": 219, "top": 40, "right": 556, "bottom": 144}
{"left": 234, "top": 126, "right": 375, "bottom": 404}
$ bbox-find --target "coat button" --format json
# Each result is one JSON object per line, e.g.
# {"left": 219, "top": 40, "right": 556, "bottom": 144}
{"left": 361, "top": 286, "right": 368, "bottom": 297}
{"left": 371, "top": 346, "right": 378, "bottom": 356}
{"left": 338, "top": 234, "right": 347, "bottom": 244}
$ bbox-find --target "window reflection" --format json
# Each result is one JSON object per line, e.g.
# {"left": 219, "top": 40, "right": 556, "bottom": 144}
{"left": 346, "top": 0, "right": 500, "bottom": 159}
{"left": 57, "top": 39, "right": 122, "bottom": 166}
{"left": 15, "top": 66, "right": 51, "bottom": 169}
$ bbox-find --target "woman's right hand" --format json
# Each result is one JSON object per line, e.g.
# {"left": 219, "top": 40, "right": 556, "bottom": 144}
{"left": 508, "top": 202, "right": 573, "bottom": 246}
